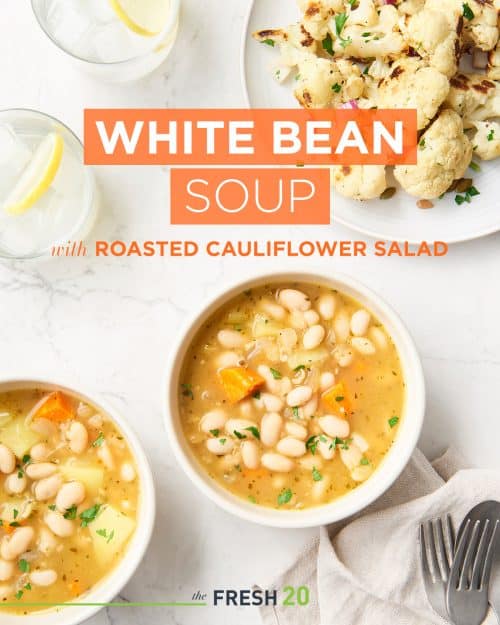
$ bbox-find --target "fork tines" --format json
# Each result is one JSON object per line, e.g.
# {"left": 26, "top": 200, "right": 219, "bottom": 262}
{"left": 420, "top": 515, "right": 455, "bottom": 583}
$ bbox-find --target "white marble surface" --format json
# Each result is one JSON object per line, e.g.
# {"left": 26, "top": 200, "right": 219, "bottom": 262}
{"left": 1, "top": 1, "right": 500, "bottom": 624}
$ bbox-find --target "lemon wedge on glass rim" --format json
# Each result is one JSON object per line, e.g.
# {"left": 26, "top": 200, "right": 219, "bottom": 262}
{"left": 109, "top": 0, "right": 171, "bottom": 37}
{"left": 3, "top": 132, "right": 64, "bottom": 216}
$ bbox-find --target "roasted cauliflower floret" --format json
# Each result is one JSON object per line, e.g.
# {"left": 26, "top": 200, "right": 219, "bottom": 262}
{"left": 254, "top": 23, "right": 317, "bottom": 68}
{"left": 294, "top": 56, "right": 364, "bottom": 107}
{"left": 425, "top": 0, "right": 499, "bottom": 51}
{"left": 332, "top": 165, "right": 387, "bottom": 200}
{"left": 297, "top": 0, "right": 344, "bottom": 40}
{"left": 330, "top": 4, "right": 405, "bottom": 59}
{"left": 376, "top": 57, "right": 450, "bottom": 129}
{"left": 446, "top": 73, "right": 498, "bottom": 123}
{"left": 394, "top": 110, "right": 473, "bottom": 198}
{"left": 405, "top": 9, "right": 459, "bottom": 77}
{"left": 398, "top": 0, "right": 425, "bottom": 15}
{"left": 488, "top": 44, "right": 500, "bottom": 80}
{"left": 470, "top": 120, "right": 500, "bottom": 160}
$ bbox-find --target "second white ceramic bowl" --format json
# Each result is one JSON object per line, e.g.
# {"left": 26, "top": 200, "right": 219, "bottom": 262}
{"left": 0, "top": 379, "right": 155, "bottom": 625}
{"left": 164, "top": 270, "right": 425, "bottom": 528}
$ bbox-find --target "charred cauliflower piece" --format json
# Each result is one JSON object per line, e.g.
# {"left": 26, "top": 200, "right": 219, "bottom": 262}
{"left": 297, "top": 0, "right": 344, "bottom": 41}
{"left": 253, "top": 23, "right": 317, "bottom": 69}
{"left": 446, "top": 73, "right": 498, "bottom": 124}
{"left": 295, "top": 56, "right": 364, "bottom": 107}
{"left": 405, "top": 9, "right": 460, "bottom": 77}
{"left": 398, "top": 0, "right": 426, "bottom": 15}
{"left": 488, "top": 44, "right": 500, "bottom": 80}
{"left": 332, "top": 165, "right": 387, "bottom": 200}
{"left": 376, "top": 57, "right": 450, "bottom": 129}
{"left": 394, "top": 110, "right": 473, "bottom": 198}
{"left": 470, "top": 120, "right": 500, "bottom": 160}
{"left": 425, "top": 0, "right": 499, "bottom": 52}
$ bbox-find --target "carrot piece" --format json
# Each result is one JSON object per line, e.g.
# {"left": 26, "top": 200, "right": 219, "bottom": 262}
{"left": 34, "top": 391, "right": 74, "bottom": 423}
{"left": 322, "top": 382, "right": 352, "bottom": 416}
{"left": 68, "top": 580, "right": 82, "bottom": 597}
{"left": 218, "top": 367, "right": 265, "bottom": 403}
{"left": 243, "top": 467, "right": 270, "bottom": 479}
{"left": 3, "top": 521, "right": 25, "bottom": 534}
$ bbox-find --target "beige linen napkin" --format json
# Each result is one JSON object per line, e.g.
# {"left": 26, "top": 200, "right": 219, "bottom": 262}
{"left": 259, "top": 449, "right": 500, "bottom": 625}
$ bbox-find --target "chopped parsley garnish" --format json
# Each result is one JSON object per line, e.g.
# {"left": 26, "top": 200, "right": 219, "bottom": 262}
{"left": 277, "top": 488, "right": 293, "bottom": 506}
{"left": 24, "top": 583, "right": 31, "bottom": 591}
{"left": 209, "top": 429, "right": 220, "bottom": 437}
{"left": 233, "top": 430, "right": 247, "bottom": 440}
{"left": 181, "top": 383, "right": 194, "bottom": 399}
{"left": 9, "top": 522, "right": 20, "bottom": 528}
{"left": 360, "top": 457, "right": 370, "bottom": 466}
{"left": 96, "top": 528, "right": 115, "bottom": 544}
{"left": 339, "top": 36, "right": 353, "bottom": 49}
{"left": 245, "top": 426, "right": 261, "bottom": 440}
{"left": 262, "top": 38, "right": 275, "bottom": 47}
{"left": 15, "top": 590, "right": 23, "bottom": 600}
{"left": 292, "top": 406, "right": 300, "bottom": 419}
{"left": 388, "top": 416, "right": 400, "bottom": 428}
{"left": 294, "top": 364, "right": 306, "bottom": 372}
{"left": 64, "top": 505, "right": 78, "bottom": 520}
{"left": 419, "top": 138, "right": 426, "bottom": 149}
{"left": 462, "top": 3, "right": 474, "bottom": 20}
{"left": 18, "top": 559, "right": 30, "bottom": 573}
{"left": 306, "top": 436, "right": 319, "bottom": 455}
{"left": 248, "top": 495, "right": 257, "bottom": 504}
{"left": 332, "top": 83, "right": 342, "bottom": 93}
{"left": 270, "top": 368, "right": 282, "bottom": 380}
{"left": 13, "top": 509, "right": 18, "bottom": 520}
{"left": 335, "top": 396, "right": 345, "bottom": 402}
{"left": 48, "top": 504, "right": 56, "bottom": 511}
{"left": 219, "top": 438, "right": 227, "bottom": 445}
{"left": 469, "top": 161, "right": 481, "bottom": 172}
{"left": 362, "top": 32, "right": 371, "bottom": 37}
{"left": 455, "top": 186, "right": 480, "bottom": 205}
{"left": 487, "top": 129, "right": 495, "bottom": 141}
{"left": 79, "top": 504, "right": 102, "bottom": 528}
{"left": 92, "top": 432, "right": 105, "bottom": 448}
{"left": 363, "top": 65, "right": 370, "bottom": 75}
{"left": 335, "top": 13, "right": 349, "bottom": 34}
{"left": 312, "top": 467, "right": 323, "bottom": 482}
{"left": 252, "top": 391, "right": 261, "bottom": 399}
{"left": 17, "top": 469, "right": 24, "bottom": 478}
{"left": 22, "top": 454, "right": 31, "bottom": 465}
{"left": 322, "top": 33, "right": 334, "bottom": 56}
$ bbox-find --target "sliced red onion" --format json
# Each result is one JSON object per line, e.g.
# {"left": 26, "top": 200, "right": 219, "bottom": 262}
{"left": 340, "top": 99, "right": 360, "bottom": 109}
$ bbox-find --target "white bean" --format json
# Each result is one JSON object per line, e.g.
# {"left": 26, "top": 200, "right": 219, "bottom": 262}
{"left": 120, "top": 462, "right": 136, "bottom": 482}
{"left": 4, "top": 473, "right": 27, "bottom": 495}
{"left": 318, "top": 436, "right": 336, "bottom": 460}
{"left": 304, "top": 310, "right": 320, "bottom": 326}
{"left": 351, "top": 432, "right": 369, "bottom": 453}
{"left": 335, "top": 345, "right": 354, "bottom": 368}
{"left": 369, "top": 326, "right": 388, "bottom": 350}
{"left": 30, "top": 417, "right": 56, "bottom": 438}
{"left": 312, "top": 475, "right": 331, "bottom": 502}
{"left": 0, "top": 445, "right": 15, "bottom": 475}
{"left": 56, "top": 481, "right": 86, "bottom": 513}
{"left": 215, "top": 351, "right": 242, "bottom": 369}
{"left": 44, "top": 511, "right": 74, "bottom": 538}
{"left": 37, "top": 528, "right": 57, "bottom": 554}
{"left": 30, "top": 443, "right": 50, "bottom": 462}
{"left": 278, "top": 289, "right": 311, "bottom": 312}
{"left": 303, "top": 325, "right": 326, "bottom": 350}
{"left": 320, "top": 372, "right": 336, "bottom": 392}
{"left": 340, "top": 443, "right": 363, "bottom": 470}
{"left": 225, "top": 419, "right": 257, "bottom": 438}
{"left": 318, "top": 415, "right": 350, "bottom": 438}
{"left": 206, "top": 437, "right": 234, "bottom": 455}
{"left": 0, "top": 527, "right": 35, "bottom": 561}
{"left": 276, "top": 437, "right": 306, "bottom": 458}
{"left": 257, "top": 365, "right": 291, "bottom": 396}
{"left": 34, "top": 475, "right": 63, "bottom": 501}
{"left": 350, "top": 310, "right": 371, "bottom": 336}
{"left": 77, "top": 402, "right": 94, "bottom": 419}
{"left": 285, "top": 421, "right": 308, "bottom": 440}
{"left": 334, "top": 310, "right": 351, "bottom": 343}
{"left": 288, "top": 311, "right": 307, "bottom": 330}
{"left": 241, "top": 441, "right": 260, "bottom": 469}
{"left": 351, "top": 337, "right": 376, "bottom": 355}
{"left": 286, "top": 386, "right": 313, "bottom": 408}
{"left": 66, "top": 421, "right": 89, "bottom": 455}
{"left": 318, "top": 294, "right": 336, "bottom": 320}
{"left": 26, "top": 462, "right": 57, "bottom": 480}
{"left": 88, "top": 414, "right": 104, "bottom": 429}
{"left": 260, "top": 300, "right": 287, "bottom": 321}
{"left": 351, "top": 465, "right": 373, "bottom": 482}
{"left": 261, "top": 393, "right": 284, "bottom": 413}
{"left": 0, "top": 560, "right": 14, "bottom": 581}
{"left": 239, "top": 400, "right": 253, "bottom": 419}
{"left": 200, "top": 409, "right": 227, "bottom": 434}
{"left": 261, "top": 453, "right": 294, "bottom": 473}
{"left": 299, "top": 456, "right": 323, "bottom": 471}
{"left": 261, "top": 412, "right": 283, "bottom": 447}
{"left": 217, "top": 329, "right": 246, "bottom": 349}
{"left": 302, "top": 395, "right": 318, "bottom": 419}
{"left": 30, "top": 569, "right": 58, "bottom": 587}
{"left": 97, "top": 443, "right": 114, "bottom": 470}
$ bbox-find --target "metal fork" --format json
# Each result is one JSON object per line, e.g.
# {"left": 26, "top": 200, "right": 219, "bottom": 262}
{"left": 420, "top": 515, "right": 455, "bottom": 620}
{"left": 446, "top": 518, "right": 499, "bottom": 625}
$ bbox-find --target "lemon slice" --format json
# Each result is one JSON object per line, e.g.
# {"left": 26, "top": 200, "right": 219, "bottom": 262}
{"left": 4, "top": 133, "right": 64, "bottom": 216}
{"left": 109, "top": 0, "right": 170, "bottom": 37}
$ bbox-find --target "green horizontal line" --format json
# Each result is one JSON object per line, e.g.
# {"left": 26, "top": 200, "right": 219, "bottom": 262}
{"left": 0, "top": 602, "right": 207, "bottom": 608}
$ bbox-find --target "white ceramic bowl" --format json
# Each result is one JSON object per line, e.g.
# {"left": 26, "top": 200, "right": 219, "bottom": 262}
{"left": 164, "top": 271, "right": 425, "bottom": 528}
{"left": 0, "top": 379, "right": 155, "bottom": 625}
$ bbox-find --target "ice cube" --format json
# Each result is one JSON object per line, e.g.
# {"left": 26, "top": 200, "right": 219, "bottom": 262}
{"left": 0, "top": 125, "right": 32, "bottom": 201}
{"left": 46, "top": 0, "right": 94, "bottom": 53}
{"left": 91, "top": 21, "right": 141, "bottom": 63}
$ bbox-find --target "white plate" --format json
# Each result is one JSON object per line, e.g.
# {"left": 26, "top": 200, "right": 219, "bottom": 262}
{"left": 241, "top": 0, "right": 499, "bottom": 244}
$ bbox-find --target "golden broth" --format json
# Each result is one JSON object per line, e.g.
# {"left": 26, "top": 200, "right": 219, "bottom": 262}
{"left": 0, "top": 389, "right": 139, "bottom": 614}
{"left": 179, "top": 283, "right": 405, "bottom": 510}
